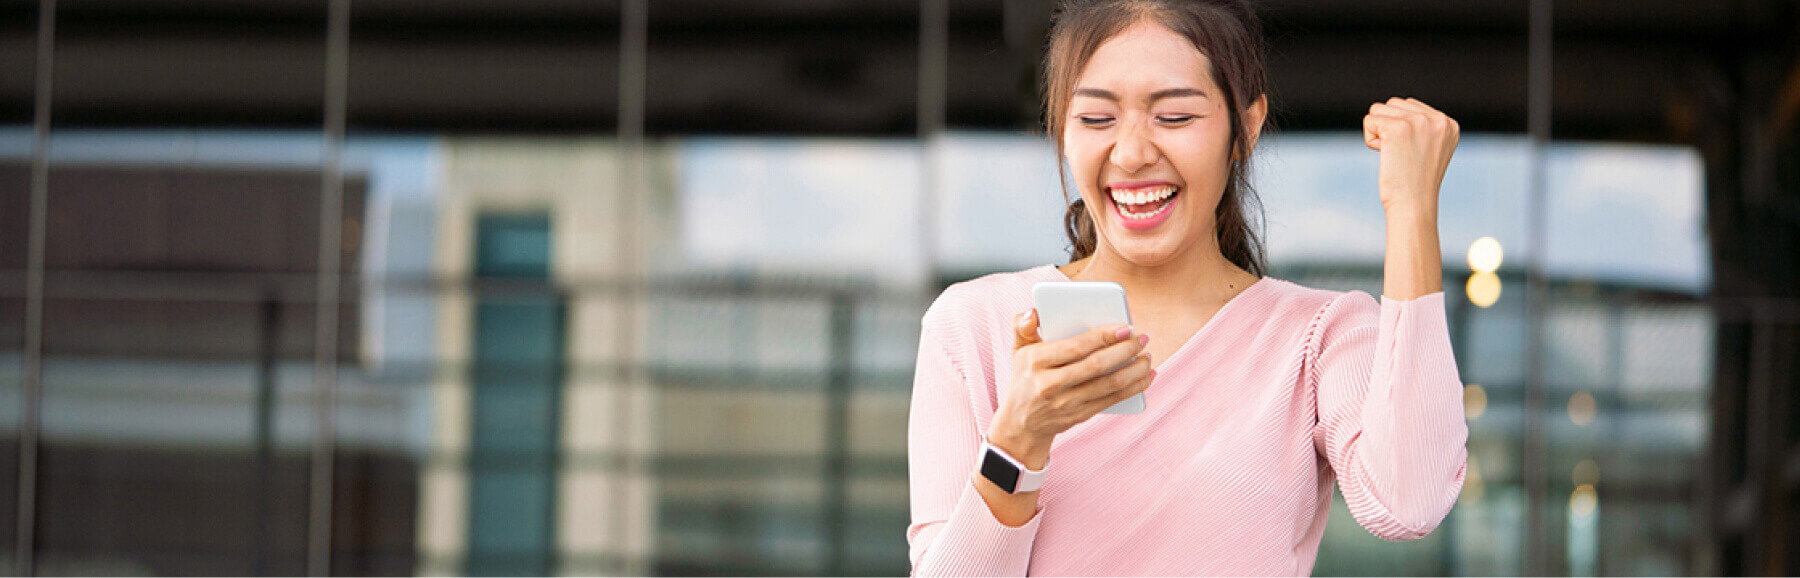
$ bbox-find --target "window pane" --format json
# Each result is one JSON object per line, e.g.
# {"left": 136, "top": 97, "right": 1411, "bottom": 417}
{"left": 0, "top": 1, "right": 33, "bottom": 568}
{"left": 344, "top": 0, "right": 622, "bottom": 572}
{"left": 41, "top": 3, "right": 337, "bottom": 572}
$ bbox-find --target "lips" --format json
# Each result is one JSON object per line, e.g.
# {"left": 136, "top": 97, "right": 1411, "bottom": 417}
{"left": 1107, "top": 183, "right": 1179, "bottom": 231}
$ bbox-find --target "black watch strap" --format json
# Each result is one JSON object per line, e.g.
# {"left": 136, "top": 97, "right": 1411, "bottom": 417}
{"left": 978, "top": 441, "right": 1046, "bottom": 494}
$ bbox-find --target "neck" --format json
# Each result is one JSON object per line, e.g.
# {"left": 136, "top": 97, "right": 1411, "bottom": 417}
{"left": 1068, "top": 236, "right": 1255, "bottom": 306}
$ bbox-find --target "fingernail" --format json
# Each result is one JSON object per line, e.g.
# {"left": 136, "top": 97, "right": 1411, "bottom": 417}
{"left": 1114, "top": 326, "right": 1131, "bottom": 340}
{"left": 1137, "top": 334, "right": 1149, "bottom": 346}
{"left": 1019, "top": 310, "right": 1034, "bottom": 327}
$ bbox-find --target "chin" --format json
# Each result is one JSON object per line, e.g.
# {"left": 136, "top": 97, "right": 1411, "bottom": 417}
{"left": 1098, "top": 235, "right": 1189, "bottom": 268}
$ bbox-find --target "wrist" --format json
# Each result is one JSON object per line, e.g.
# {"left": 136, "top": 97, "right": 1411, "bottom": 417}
{"left": 985, "top": 422, "right": 1052, "bottom": 470}
{"left": 1381, "top": 198, "right": 1439, "bottom": 220}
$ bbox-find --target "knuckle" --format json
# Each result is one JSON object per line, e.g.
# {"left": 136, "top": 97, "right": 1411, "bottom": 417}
{"left": 1112, "top": 371, "right": 1136, "bottom": 392}
{"left": 1101, "top": 369, "right": 1130, "bottom": 392}
{"left": 1094, "top": 370, "right": 1121, "bottom": 391}
{"left": 1084, "top": 353, "right": 1110, "bottom": 374}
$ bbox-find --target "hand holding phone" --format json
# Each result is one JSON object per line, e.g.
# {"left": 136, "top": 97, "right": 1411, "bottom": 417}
{"left": 1031, "top": 281, "right": 1146, "bottom": 414}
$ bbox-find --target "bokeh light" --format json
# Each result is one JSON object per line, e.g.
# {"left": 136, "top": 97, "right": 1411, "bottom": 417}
{"left": 1468, "top": 236, "right": 1504, "bottom": 273}
{"left": 1569, "top": 390, "right": 1598, "bottom": 426}
{"left": 1571, "top": 483, "right": 1599, "bottom": 517}
{"left": 1464, "top": 383, "right": 1488, "bottom": 420}
{"left": 1467, "top": 270, "right": 1502, "bottom": 308}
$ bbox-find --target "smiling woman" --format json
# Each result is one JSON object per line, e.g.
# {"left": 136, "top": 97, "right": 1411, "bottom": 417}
{"left": 906, "top": 0, "right": 1471, "bottom": 575}
{"left": 1047, "top": 0, "right": 1268, "bottom": 276}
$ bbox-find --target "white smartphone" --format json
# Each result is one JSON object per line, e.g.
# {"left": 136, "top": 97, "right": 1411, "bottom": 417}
{"left": 1030, "top": 281, "right": 1146, "bottom": 414}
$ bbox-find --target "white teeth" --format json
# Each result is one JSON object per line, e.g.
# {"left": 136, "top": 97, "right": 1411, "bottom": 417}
{"left": 1119, "top": 201, "right": 1172, "bottom": 220}
{"left": 1108, "top": 184, "right": 1177, "bottom": 206}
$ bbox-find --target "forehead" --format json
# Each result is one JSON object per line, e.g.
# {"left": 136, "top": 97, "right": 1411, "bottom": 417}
{"left": 1075, "top": 20, "right": 1217, "bottom": 93}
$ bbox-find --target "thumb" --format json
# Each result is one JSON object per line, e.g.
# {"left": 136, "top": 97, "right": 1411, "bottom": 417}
{"left": 1012, "top": 309, "right": 1042, "bottom": 351}
{"left": 1362, "top": 113, "right": 1384, "bottom": 151}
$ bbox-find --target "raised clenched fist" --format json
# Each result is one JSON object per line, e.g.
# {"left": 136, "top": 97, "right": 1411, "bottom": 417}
{"left": 1363, "top": 97, "right": 1460, "bottom": 213}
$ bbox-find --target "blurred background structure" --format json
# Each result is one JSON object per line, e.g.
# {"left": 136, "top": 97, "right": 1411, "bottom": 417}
{"left": 0, "top": 0, "right": 1797, "bottom": 575}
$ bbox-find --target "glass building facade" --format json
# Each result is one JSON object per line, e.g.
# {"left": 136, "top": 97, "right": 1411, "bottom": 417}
{"left": 0, "top": 0, "right": 1790, "bottom": 576}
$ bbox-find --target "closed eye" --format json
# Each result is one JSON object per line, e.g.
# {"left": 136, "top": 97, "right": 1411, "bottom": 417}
{"left": 1077, "top": 116, "right": 1115, "bottom": 128}
{"left": 1156, "top": 115, "right": 1197, "bottom": 125}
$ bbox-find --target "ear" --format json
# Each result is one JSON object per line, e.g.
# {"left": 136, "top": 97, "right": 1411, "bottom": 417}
{"left": 1237, "top": 94, "right": 1268, "bottom": 159}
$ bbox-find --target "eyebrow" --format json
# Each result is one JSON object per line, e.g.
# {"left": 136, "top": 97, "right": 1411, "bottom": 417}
{"left": 1071, "top": 87, "right": 1210, "bottom": 102}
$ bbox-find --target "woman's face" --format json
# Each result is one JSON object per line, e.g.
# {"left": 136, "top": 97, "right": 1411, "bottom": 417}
{"left": 1063, "top": 20, "right": 1261, "bottom": 268}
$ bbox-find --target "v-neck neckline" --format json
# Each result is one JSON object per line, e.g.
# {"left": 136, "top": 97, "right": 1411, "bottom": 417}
{"left": 1040, "top": 264, "right": 1273, "bottom": 371}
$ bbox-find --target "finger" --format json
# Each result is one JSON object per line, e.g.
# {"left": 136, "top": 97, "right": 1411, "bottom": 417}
{"left": 1364, "top": 111, "right": 1416, "bottom": 142}
{"left": 1384, "top": 97, "right": 1427, "bottom": 113}
{"left": 1389, "top": 98, "right": 1441, "bottom": 117}
{"left": 1383, "top": 99, "right": 1452, "bottom": 131}
{"left": 1365, "top": 108, "right": 1412, "bottom": 121}
{"left": 1046, "top": 330, "right": 1147, "bottom": 385}
{"left": 1403, "top": 97, "right": 1441, "bottom": 114}
{"left": 1071, "top": 354, "right": 1151, "bottom": 403}
{"left": 1367, "top": 104, "right": 1418, "bottom": 124}
{"left": 1033, "top": 323, "right": 1134, "bottom": 369}
{"left": 1363, "top": 113, "right": 1387, "bottom": 150}
{"left": 1012, "top": 309, "right": 1041, "bottom": 351}
{"left": 1077, "top": 361, "right": 1155, "bottom": 414}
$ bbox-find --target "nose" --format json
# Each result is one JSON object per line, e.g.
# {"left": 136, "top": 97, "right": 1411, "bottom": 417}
{"left": 1109, "top": 116, "right": 1160, "bottom": 174}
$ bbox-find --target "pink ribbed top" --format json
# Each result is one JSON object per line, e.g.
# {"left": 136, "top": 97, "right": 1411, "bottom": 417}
{"left": 906, "top": 265, "right": 1469, "bottom": 576}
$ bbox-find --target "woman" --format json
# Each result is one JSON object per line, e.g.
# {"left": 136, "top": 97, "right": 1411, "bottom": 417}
{"left": 905, "top": 0, "right": 1468, "bottom": 575}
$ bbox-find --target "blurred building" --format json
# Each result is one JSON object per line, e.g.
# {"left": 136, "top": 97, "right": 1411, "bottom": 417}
{"left": 1, "top": 0, "right": 1798, "bottom": 577}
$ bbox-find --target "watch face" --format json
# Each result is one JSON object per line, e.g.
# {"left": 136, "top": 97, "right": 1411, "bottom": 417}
{"left": 980, "top": 448, "right": 1021, "bottom": 493}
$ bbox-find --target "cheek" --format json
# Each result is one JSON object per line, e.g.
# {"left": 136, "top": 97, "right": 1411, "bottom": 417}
{"left": 1062, "top": 135, "right": 1108, "bottom": 185}
{"left": 1172, "top": 119, "right": 1234, "bottom": 158}
{"left": 1166, "top": 129, "right": 1235, "bottom": 179}
{"left": 1063, "top": 131, "right": 1108, "bottom": 164}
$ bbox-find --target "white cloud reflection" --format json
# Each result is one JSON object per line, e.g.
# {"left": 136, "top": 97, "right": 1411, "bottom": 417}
{"left": 1255, "top": 134, "right": 1707, "bottom": 292}
{"left": 668, "top": 131, "right": 1710, "bottom": 292}
{"left": 677, "top": 137, "right": 926, "bottom": 286}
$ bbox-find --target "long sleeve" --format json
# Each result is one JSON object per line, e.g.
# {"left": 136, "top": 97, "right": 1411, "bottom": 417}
{"left": 1310, "top": 290, "right": 1469, "bottom": 541}
{"left": 907, "top": 312, "right": 1042, "bottom": 576}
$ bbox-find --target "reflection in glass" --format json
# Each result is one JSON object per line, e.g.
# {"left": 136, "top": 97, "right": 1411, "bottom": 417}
{"left": 0, "top": 140, "right": 25, "bottom": 574}
{"left": 31, "top": 134, "right": 382, "bottom": 574}
{"left": 1, "top": 119, "right": 1718, "bottom": 576}
{"left": 0, "top": 3, "right": 36, "bottom": 567}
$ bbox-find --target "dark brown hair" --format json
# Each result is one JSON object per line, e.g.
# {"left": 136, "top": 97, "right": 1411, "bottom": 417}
{"left": 1045, "top": 0, "right": 1268, "bottom": 277}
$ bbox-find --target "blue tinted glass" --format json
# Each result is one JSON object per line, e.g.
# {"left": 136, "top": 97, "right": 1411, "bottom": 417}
{"left": 467, "top": 214, "right": 562, "bottom": 576}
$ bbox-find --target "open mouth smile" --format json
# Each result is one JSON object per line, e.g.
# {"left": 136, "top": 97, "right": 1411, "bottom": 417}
{"left": 1108, "top": 183, "right": 1180, "bottom": 231}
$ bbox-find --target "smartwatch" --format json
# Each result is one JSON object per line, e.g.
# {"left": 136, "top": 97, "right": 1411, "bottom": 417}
{"left": 979, "top": 441, "right": 1047, "bottom": 494}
